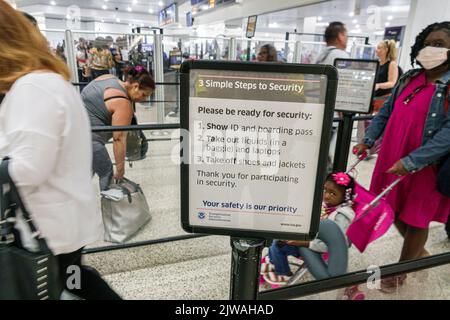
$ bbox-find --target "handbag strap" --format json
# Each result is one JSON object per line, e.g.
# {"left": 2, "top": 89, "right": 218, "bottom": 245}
{"left": 0, "top": 158, "right": 51, "bottom": 252}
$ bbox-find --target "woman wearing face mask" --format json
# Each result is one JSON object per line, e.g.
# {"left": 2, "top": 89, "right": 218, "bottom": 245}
{"left": 82, "top": 66, "right": 155, "bottom": 190}
{"left": 354, "top": 22, "right": 450, "bottom": 293}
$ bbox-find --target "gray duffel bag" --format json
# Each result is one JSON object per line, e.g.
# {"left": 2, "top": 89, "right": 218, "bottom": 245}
{"left": 101, "top": 178, "right": 151, "bottom": 243}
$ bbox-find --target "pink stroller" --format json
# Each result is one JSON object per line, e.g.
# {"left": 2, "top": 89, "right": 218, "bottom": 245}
{"left": 259, "top": 152, "right": 403, "bottom": 288}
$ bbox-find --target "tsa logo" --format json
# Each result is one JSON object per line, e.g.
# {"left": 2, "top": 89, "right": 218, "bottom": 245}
{"left": 198, "top": 212, "right": 206, "bottom": 220}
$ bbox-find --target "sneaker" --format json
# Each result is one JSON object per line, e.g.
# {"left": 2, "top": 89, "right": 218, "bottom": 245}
{"left": 260, "top": 256, "right": 275, "bottom": 274}
{"left": 342, "top": 286, "right": 365, "bottom": 300}
{"left": 263, "top": 272, "right": 291, "bottom": 287}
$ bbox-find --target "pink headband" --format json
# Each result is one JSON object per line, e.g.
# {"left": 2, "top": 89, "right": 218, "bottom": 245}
{"left": 134, "top": 66, "right": 145, "bottom": 73}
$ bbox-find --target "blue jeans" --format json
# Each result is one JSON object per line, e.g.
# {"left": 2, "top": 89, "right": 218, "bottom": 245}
{"left": 92, "top": 140, "right": 113, "bottom": 191}
{"left": 269, "top": 241, "right": 300, "bottom": 276}
{"left": 268, "top": 220, "right": 348, "bottom": 279}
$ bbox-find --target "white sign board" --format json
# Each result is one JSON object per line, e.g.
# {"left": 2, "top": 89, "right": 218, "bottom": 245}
{"left": 180, "top": 62, "right": 337, "bottom": 240}
{"left": 334, "top": 59, "right": 379, "bottom": 114}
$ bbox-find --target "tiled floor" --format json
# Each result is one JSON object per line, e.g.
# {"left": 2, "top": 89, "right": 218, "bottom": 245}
{"left": 86, "top": 127, "right": 450, "bottom": 300}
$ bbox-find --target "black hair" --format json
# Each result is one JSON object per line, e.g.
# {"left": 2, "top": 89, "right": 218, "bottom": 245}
{"left": 124, "top": 66, "right": 155, "bottom": 90}
{"left": 324, "top": 22, "right": 347, "bottom": 44}
{"left": 410, "top": 21, "right": 450, "bottom": 67}
{"left": 325, "top": 172, "right": 356, "bottom": 205}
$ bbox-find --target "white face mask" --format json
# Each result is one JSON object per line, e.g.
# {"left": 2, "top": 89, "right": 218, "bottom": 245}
{"left": 416, "top": 46, "right": 450, "bottom": 70}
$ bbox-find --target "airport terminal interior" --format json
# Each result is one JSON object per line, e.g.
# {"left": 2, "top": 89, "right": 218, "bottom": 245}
{"left": 1, "top": 0, "right": 450, "bottom": 301}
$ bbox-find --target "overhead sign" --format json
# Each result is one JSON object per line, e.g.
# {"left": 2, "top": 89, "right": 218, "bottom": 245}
{"left": 191, "top": 0, "right": 236, "bottom": 14}
{"left": 334, "top": 59, "right": 379, "bottom": 114}
{"left": 180, "top": 61, "right": 338, "bottom": 240}
{"left": 159, "top": 3, "right": 178, "bottom": 27}
{"left": 384, "top": 26, "right": 405, "bottom": 44}
{"left": 246, "top": 15, "right": 258, "bottom": 38}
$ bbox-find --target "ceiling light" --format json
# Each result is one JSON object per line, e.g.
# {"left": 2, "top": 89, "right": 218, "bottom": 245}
{"left": 355, "top": 24, "right": 360, "bottom": 29}
{"left": 149, "top": 8, "right": 154, "bottom": 13}
{"left": 388, "top": 15, "right": 393, "bottom": 21}
{"left": 269, "top": 22, "right": 279, "bottom": 28}
{"left": 374, "top": 31, "right": 384, "bottom": 36}
{"left": 127, "top": 6, "right": 132, "bottom": 12}
{"left": 349, "top": 12, "right": 355, "bottom": 17}
{"left": 385, "top": 22, "right": 391, "bottom": 27}
{"left": 352, "top": 19, "right": 358, "bottom": 24}
{"left": 158, "top": 1, "right": 164, "bottom": 6}
{"left": 116, "top": 17, "right": 120, "bottom": 23}
{"left": 101, "top": 19, "right": 105, "bottom": 23}
{"left": 50, "top": 1, "right": 56, "bottom": 5}
{"left": 316, "top": 22, "right": 329, "bottom": 27}
{"left": 201, "top": 4, "right": 209, "bottom": 10}
{"left": 133, "top": 0, "right": 138, "bottom": 4}
{"left": 104, "top": 0, "right": 108, "bottom": 2}
{"left": 317, "top": 16, "right": 322, "bottom": 21}
{"left": 102, "top": 5, "right": 107, "bottom": 10}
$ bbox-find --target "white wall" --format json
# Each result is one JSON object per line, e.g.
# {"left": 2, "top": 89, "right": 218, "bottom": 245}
{"left": 399, "top": 0, "right": 450, "bottom": 71}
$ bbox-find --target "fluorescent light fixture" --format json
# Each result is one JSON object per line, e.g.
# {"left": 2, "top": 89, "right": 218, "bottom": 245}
{"left": 102, "top": 5, "right": 107, "bottom": 10}
{"left": 149, "top": 8, "right": 154, "bottom": 13}
{"left": 129, "top": 23, "right": 133, "bottom": 27}
{"left": 201, "top": 4, "right": 209, "bottom": 10}
{"left": 133, "top": 0, "right": 138, "bottom": 4}
{"left": 352, "top": 19, "right": 358, "bottom": 24}
{"left": 50, "top": 1, "right": 56, "bottom": 5}
{"left": 66, "top": 14, "right": 70, "bottom": 19}
{"left": 127, "top": 6, "right": 132, "bottom": 12}
{"left": 385, "top": 22, "right": 391, "bottom": 27}
{"left": 349, "top": 12, "right": 355, "bottom": 17}
{"left": 101, "top": 19, "right": 105, "bottom": 23}
{"left": 355, "top": 24, "right": 360, "bottom": 29}
{"left": 104, "top": 0, "right": 108, "bottom": 2}
{"left": 158, "top": 1, "right": 164, "bottom": 6}
{"left": 317, "top": 16, "right": 322, "bottom": 21}
{"left": 316, "top": 22, "right": 329, "bottom": 27}
{"left": 388, "top": 15, "right": 393, "bottom": 20}
{"left": 374, "top": 31, "right": 384, "bottom": 36}
{"left": 268, "top": 22, "right": 279, "bottom": 28}
{"left": 116, "top": 17, "right": 120, "bottom": 22}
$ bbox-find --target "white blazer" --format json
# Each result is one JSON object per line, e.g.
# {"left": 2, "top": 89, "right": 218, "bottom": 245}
{"left": 0, "top": 72, "right": 102, "bottom": 255}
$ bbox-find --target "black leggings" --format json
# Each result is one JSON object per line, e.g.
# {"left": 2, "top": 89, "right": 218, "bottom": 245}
{"left": 57, "top": 248, "right": 122, "bottom": 300}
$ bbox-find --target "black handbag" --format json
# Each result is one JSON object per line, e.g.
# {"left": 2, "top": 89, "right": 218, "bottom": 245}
{"left": 0, "top": 159, "right": 62, "bottom": 300}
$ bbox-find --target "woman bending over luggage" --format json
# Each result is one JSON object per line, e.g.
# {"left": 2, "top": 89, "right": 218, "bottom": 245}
{"left": 82, "top": 66, "right": 155, "bottom": 190}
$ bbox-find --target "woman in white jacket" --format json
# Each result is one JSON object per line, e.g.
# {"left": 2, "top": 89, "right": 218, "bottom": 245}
{"left": 0, "top": 2, "right": 120, "bottom": 299}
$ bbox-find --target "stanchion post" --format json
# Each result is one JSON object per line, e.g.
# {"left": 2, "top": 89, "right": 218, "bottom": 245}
{"left": 246, "top": 40, "right": 252, "bottom": 62}
{"left": 333, "top": 113, "right": 354, "bottom": 172}
{"left": 64, "top": 30, "right": 79, "bottom": 85}
{"left": 153, "top": 33, "right": 165, "bottom": 123}
{"left": 229, "top": 37, "right": 237, "bottom": 61}
{"left": 230, "top": 238, "right": 265, "bottom": 300}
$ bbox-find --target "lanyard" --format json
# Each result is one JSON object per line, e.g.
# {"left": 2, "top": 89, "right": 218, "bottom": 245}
{"left": 403, "top": 84, "right": 427, "bottom": 105}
